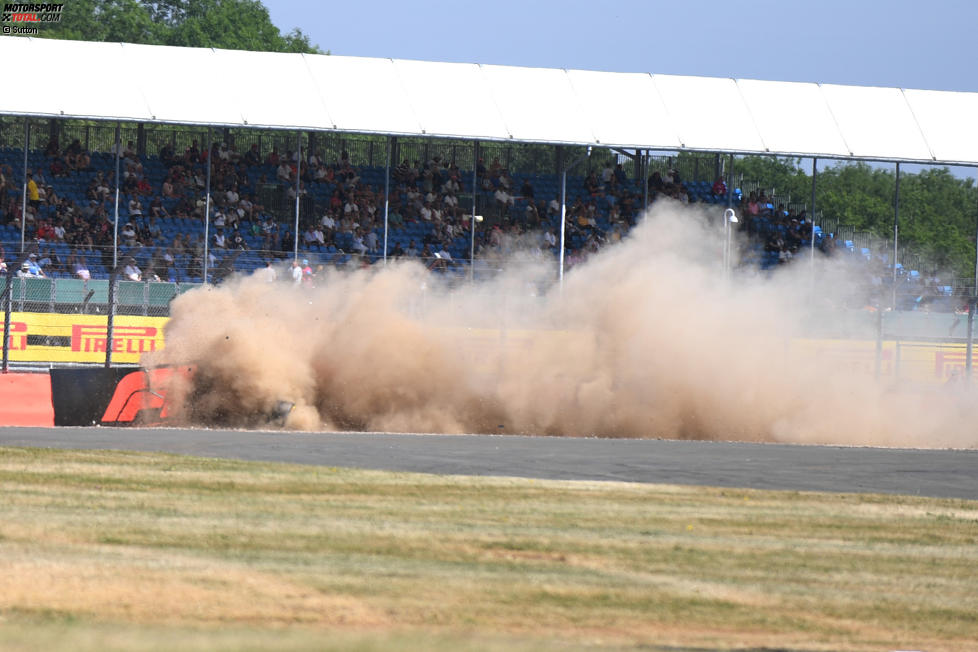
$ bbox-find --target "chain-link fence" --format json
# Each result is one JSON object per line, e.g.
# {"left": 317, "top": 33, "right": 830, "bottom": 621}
{"left": 4, "top": 276, "right": 199, "bottom": 317}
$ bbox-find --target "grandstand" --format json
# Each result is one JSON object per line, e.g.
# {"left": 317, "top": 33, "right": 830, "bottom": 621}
{"left": 1, "top": 37, "right": 976, "bottom": 314}
{"left": 0, "top": 130, "right": 745, "bottom": 285}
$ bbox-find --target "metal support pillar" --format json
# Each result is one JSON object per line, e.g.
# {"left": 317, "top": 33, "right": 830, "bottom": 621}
{"left": 641, "top": 150, "right": 648, "bottom": 215}
{"left": 20, "top": 119, "right": 28, "bottom": 253}
{"left": 966, "top": 166, "right": 978, "bottom": 382}
{"left": 810, "top": 158, "right": 818, "bottom": 289}
{"left": 105, "top": 268, "right": 118, "bottom": 368}
{"left": 558, "top": 146, "right": 592, "bottom": 290}
{"left": 470, "top": 141, "right": 479, "bottom": 281}
{"left": 726, "top": 154, "right": 734, "bottom": 210}
{"left": 203, "top": 128, "right": 212, "bottom": 283}
{"left": 112, "top": 123, "right": 121, "bottom": 269}
{"left": 559, "top": 150, "right": 567, "bottom": 289}
{"left": 383, "top": 136, "right": 391, "bottom": 264}
{"left": 1, "top": 254, "right": 28, "bottom": 373}
{"left": 293, "top": 133, "right": 302, "bottom": 262}
{"left": 892, "top": 162, "right": 900, "bottom": 309}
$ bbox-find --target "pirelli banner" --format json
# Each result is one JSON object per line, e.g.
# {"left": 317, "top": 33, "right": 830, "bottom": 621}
{"left": 2, "top": 312, "right": 167, "bottom": 363}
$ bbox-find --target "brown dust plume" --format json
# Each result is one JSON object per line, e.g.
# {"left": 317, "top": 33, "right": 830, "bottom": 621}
{"left": 145, "top": 202, "right": 978, "bottom": 448}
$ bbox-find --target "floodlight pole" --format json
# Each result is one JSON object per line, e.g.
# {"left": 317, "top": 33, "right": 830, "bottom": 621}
{"left": 112, "top": 122, "right": 121, "bottom": 270}
{"left": 19, "top": 119, "right": 28, "bottom": 253}
{"left": 470, "top": 141, "right": 479, "bottom": 282}
{"left": 383, "top": 136, "right": 391, "bottom": 265}
{"left": 726, "top": 154, "right": 734, "bottom": 211}
{"left": 725, "top": 155, "right": 734, "bottom": 274}
{"left": 203, "top": 127, "right": 212, "bottom": 284}
{"left": 723, "top": 208, "right": 737, "bottom": 278}
{"left": 559, "top": 146, "right": 591, "bottom": 290}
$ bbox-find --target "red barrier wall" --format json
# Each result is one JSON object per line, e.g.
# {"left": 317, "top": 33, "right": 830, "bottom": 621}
{"left": 0, "top": 373, "right": 55, "bottom": 426}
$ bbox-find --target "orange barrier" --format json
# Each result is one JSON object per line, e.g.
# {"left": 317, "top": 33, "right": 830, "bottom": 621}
{"left": 0, "top": 373, "right": 55, "bottom": 426}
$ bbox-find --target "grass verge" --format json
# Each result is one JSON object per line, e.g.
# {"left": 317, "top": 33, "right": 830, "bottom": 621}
{"left": 0, "top": 446, "right": 976, "bottom": 651}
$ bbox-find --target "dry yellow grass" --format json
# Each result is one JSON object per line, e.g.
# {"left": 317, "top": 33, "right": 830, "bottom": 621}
{"left": 0, "top": 446, "right": 976, "bottom": 651}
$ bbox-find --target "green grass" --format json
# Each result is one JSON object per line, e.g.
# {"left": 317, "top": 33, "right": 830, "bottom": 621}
{"left": 0, "top": 446, "right": 976, "bottom": 651}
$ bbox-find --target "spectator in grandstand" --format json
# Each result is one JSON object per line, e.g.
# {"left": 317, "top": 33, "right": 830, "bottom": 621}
{"left": 128, "top": 197, "right": 143, "bottom": 217}
{"left": 260, "top": 218, "right": 278, "bottom": 250}
{"left": 184, "top": 140, "right": 201, "bottom": 165}
{"left": 27, "top": 172, "right": 40, "bottom": 212}
{"left": 302, "top": 225, "right": 318, "bottom": 248}
{"left": 49, "top": 156, "right": 68, "bottom": 178}
{"left": 141, "top": 260, "right": 162, "bottom": 283}
{"left": 280, "top": 229, "right": 294, "bottom": 256}
{"left": 121, "top": 222, "right": 138, "bottom": 247}
{"left": 648, "top": 170, "right": 664, "bottom": 193}
{"left": 213, "top": 227, "right": 227, "bottom": 250}
{"left": 276, "top": 159, "right": 292, "bottom": 184}
{"left": 71, "top": 255, "right": 91, "bottom": 280}
{"left": 757, "top": 191, "right": 771, "bottom": 215}
{"left": 351, "top": 229, "right": 368, "bottom": 255}
{"left": 364, "top": 229, "right": 379, "bottom": 252}
{"left": 244, "top": 143, "right": 261, "bottom": 167}
{"left": 16, "top": 260, "right": 34, "bottom": 278}
{"left": 320, "top": 210, "right": 336, "bottom": 232}
{"left": 614, "top": 163, "right": 627, "bottom": 187}
{"left": 712, "top": 176, "right": 727, "bottom": 197}
{"left": 585, "top": 172, "right": 600, "bottom": 196}
{"left": 44, "top": 136, "right": 60, "bottom": 157}
{"left": 168, "top": 233, "right": 184, "bottom": 257}
{"left": 159, "top": 142, "right": 176, "bottom": 168}
{"left": 35, "top": 219, "right": 55, "bottom": 242}
{"left": 494, "top": 186, "right": 514, "bottom": 212}
{"left": 230, "top": 229, "right": 248, "bottom": 250}
{"left": 24, "top": 254, "right": 45, "bottom": 278}
{"left": 543, "top": 228, "right": 557, "bottom": 251}
{"left": 311, "top": 224, "right": 326, "bottom": 247}
{"left": 260, "top": 260, "right": 276, "bottom": 282}
{"left": 744, "top": 192, "right": 760, "bottom": 217}
{"left": 148, "top": 198, "right": 168, "bottom": 221}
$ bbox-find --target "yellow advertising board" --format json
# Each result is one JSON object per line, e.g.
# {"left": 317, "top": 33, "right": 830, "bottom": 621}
{"left": 0, "top": 312, "right": 972, "bottom": 384}
{"left": 1, "top": 312, "right": 168, "bottom": 364}
{"left": 786, "top": 338, "right": 973, "bottom": 384}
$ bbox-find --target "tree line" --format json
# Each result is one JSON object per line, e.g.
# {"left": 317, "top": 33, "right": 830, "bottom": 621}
{"left": 37, "top": 0, "right": 321, "bottom": 53}
{"left": 733, "top": 156, "right": 978, "bottom": 278}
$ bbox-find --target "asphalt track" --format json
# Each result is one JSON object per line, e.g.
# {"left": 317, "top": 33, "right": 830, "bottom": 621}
{"left": 1, "top": 426, "right": 976, "bottom": 500}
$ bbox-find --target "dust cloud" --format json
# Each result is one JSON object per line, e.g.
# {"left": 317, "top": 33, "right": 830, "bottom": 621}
{"left": 145, "top": 202, "right": 978, "bottom": 448}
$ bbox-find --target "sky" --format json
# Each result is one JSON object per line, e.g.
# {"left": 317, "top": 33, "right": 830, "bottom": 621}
{"left": 264, "top": 0, "right": 978, "bottom": 93}
{"left": 263, "top": 0, "right": 978, "bottom": 178}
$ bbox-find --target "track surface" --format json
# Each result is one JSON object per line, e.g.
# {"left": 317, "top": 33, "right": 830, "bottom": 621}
{"left": 1, "top": 427, "right": 976, "bottom": 499}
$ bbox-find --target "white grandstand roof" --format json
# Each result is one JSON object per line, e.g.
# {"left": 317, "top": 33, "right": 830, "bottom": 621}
{"left": 1, "top": 37, "right": 976, "bottom": 166}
